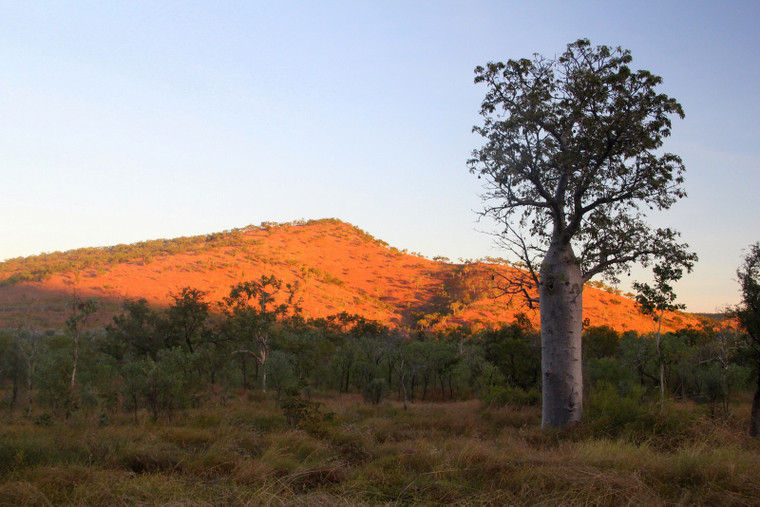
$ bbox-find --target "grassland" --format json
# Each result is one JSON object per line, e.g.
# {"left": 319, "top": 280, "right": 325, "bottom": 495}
{"left": 1, "top": 392, "right": 759, "bottom": 506}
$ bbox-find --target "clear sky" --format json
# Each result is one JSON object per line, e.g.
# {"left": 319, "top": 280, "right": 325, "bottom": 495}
{"left": 1, "top": 1, "right": 758, "bottom": 313}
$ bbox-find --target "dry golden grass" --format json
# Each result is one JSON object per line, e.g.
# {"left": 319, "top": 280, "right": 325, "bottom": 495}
{"left": 2, "top": 395, "right": 760, "bottom": 505}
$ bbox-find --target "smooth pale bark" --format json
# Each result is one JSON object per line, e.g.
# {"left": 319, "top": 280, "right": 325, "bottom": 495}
{"left": 257, "top": 336, "right": 268, "bottom": 393}
{"left": 70, "top": 332, "right": 79, "bottom": 393}
{"left": 539, "top": 239, "right": 584, "bottom": 428}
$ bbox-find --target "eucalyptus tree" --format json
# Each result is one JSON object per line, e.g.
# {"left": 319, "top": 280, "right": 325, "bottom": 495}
{"left": 220, "top": 275, "right": 299, "bottom": 392}
{"left": 469, "top": 39, "right": 696, "bottom": 427}
{"left": 66, "top": 293, "right": 97, "bottom": 401}
{"left": 166, "top": 287, "right": 210, "bottom": 355}
{"left": 15, "top": 327, "right": 44, "bottom": 415}
{"left": 634, "top": 262, "right": 688, "bottom": 403}
{"left": 106, "top": 298, "right": 163, "bottom": 360}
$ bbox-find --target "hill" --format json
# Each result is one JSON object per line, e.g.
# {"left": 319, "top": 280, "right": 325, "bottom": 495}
{"left": 0, "top": 218, "right": 707, "bottom": 332}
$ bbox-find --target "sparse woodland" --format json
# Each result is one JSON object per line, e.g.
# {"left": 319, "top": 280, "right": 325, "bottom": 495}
{"left": 1, "top": 271, "right": 759, "bottom": 503}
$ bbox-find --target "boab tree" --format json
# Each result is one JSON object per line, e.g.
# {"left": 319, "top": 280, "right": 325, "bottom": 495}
{"left": 469, "top": 39, "right": 696, "bottom": 427}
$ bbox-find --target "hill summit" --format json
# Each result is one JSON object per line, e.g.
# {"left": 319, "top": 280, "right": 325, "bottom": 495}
{"left": 0, "top": 218, "right": 705, "bottom": 332}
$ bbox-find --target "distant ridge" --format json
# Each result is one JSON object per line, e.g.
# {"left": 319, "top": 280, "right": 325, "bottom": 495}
{"left": 0, "top": 218, "right": 709, "bottom": 332}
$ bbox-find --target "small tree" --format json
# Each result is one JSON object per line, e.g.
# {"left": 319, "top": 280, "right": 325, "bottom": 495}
{"left": 220, "top": 276, "right": 299, "bottom": 392}
{"left": 634, "top": 262, "right": 689, "bottom": 403}
{"left": 0, "top": 330, "right": 22, "bottom": 413}
{"left": 66, "top": 292, "right": 96, "bottom": 412}
{"left": 265, "top": 350, "right": 297, "bottom": 399}
{"left": 469, "top": 39, "right": 697, "bottom": 427}
{"left": 363, "top": 378, "right": 386, "bottom": 405}
{"left": 15, "top": 327, "right": 44, "bottom": 416}
{"left": 105, "top": 298, "right": 164, "bottom": 360}
{"left": 734, "top": 242, "right": 760, "bottom": 436}
{"left": 166, "top": 287, "right": 210, "bottom": 354}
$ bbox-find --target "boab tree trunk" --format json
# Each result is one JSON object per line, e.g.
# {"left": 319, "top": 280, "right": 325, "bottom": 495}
{"left": 539, "top": 240, "right": 584, "bottom": 428}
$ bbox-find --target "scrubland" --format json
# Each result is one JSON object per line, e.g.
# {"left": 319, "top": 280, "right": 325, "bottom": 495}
{"left": 2, "top": 392, "right": 759, "bottom": 506}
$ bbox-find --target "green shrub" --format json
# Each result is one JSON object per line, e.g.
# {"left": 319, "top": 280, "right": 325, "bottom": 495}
{"left": 585, "top": 383, "right": 651, "bottom": 435}
{"left": 584, "top": 383, "right": 697, "bottom": 446}
{"left": 480, "top": 385, "right": 540, "bottom": 407}
{"left": 586, "top": 357, "right": 634, "bottom": 393}
{"left": 34, "top": 413, "right": 54, "bottom": 427}
{"left": 278, "top": 387, "right": 328, "bottom": 434}
{"left": 363, "top": 379, "right": 387, "bottom": 405}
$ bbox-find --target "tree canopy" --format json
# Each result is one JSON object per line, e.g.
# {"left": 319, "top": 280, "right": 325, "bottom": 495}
{"left": 469, "top": 39, "right": 696, "bottom": 289}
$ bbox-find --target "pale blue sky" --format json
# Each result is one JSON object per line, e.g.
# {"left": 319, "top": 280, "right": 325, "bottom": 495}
{"left": 1, "top": 1, "right": 758, "bottom": 312}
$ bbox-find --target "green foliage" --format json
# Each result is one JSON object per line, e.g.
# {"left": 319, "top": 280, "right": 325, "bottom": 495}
{"left": 34, "top": 334, "right": 74, "bottom": 414}
{"left": 278, "top": 386, "right": 328, "bottom": 434}
{"left": 362, "top": 378, "right": 386, "bottom": 405}
{"left": 34, "top": 412, "right": 54, "bottom": 426}
{"left": 425, "top": 339, "right": 461, "bottom": 400}
{"left": 134, "top": 357, "right": 176, "bottom": 421}
{"left": 0, "top": 271, "right": 756, "bottom": 455}
{"left": 265, "top": 350, "right": 297, "bottom": 398}
{"left": 698, "top": 363, "right": 729, "bottom": 406}
{"left": 583, "top": 326, "right": 621, "bottom": 360}
{"left": 65, "top": 296, "right": 97, "bottom": 333}
{"left": 137, "top": 347, "right": 198, "bottom": 421}
{"left": 585, "top": 357, "right": 634, "bottom": 393}
{"left": 480, "top": 323, "right": 540, "bottom": 390}
{"left": 633, "top": 263, "right": 691, "bottom": 331}
{"left": 480, "top": 385, "right": 540, "bottom": 407}
{"left": 105, "top": 298, "right": 164, "bottom": 360}
{"left": 166, "top": 287, "right": 211, "bottom": 355}
{"left": 585, "top": 383, "right": 661, "bottom": 438}
{"left": 469, "top": 38, "right": 696, "bottom": 284}
{"left": 734, "top": 242, "right": 760, "bottom": 436}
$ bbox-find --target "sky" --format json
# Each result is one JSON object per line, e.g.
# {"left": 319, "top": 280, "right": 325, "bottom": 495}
{"left": 1, "top": 1, "right": 758, "bottom": 313}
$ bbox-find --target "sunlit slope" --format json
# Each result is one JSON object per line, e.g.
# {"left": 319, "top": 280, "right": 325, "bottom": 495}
{"left": 0, "top": 219, "right": 707, "bottom": 332}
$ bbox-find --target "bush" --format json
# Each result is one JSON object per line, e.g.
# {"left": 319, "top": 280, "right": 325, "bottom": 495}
{"left": 278, "top": 387, "right": 328, "bottom": 434}
{"left": 584, "top": 382, "right": 696, "bottom": 446}
{"left": 362, "top": 378, "right": 386, "bottom": 405}
{"left": 480, "top": 385, "right": 540, "bottom": 407}
{"left": 34, "top": 413, "right": 54, "bottom": 427}
{"left": 585, "top": 383, "right": 651, "bottom": 435}
{"left": 585, "top": 357, "right": 634, "bottom": 394}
